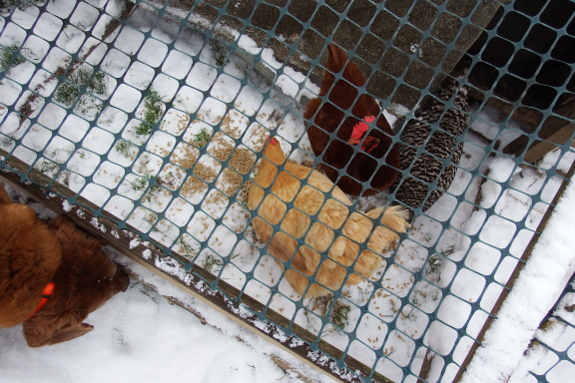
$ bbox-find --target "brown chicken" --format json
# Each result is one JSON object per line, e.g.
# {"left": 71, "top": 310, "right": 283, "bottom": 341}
{"left": 304, "top": 43, "right": 400, "bottom": 197}
{"left": 247, "top": 137, "right": 409, "bottom": 298}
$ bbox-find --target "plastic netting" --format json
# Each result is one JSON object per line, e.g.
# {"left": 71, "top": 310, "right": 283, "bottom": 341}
{"left": 1, "top": 1, "right": 575, "bottom": 382}
{"left": 520, "top": 271, "right": 575, "bottom": 383}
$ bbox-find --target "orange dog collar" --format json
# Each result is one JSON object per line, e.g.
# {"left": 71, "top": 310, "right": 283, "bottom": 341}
{"left": 28, "top": 282, "right": 55, "bottom": 318}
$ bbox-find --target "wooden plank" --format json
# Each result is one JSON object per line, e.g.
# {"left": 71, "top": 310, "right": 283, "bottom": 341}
{"left": 502, "top": 96, "right": 575, "bottom": 164}
{"left": 521, "top": 123, "right": 575, "bottom": 164}
{"left": 0, "top": 150, "right": 395, "bottom": 383}
{"left": 417, "top": 349, "right": 436, "bottom": 383}
{"left": 467, "top": 91, "right": 544, "bottom": 130}
{"left": 468, "top": 89, "right": 575, "bottom": 167}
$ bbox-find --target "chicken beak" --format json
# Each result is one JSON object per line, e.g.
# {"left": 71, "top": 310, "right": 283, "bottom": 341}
{"left": 348, "top": 138, "right": 360, "bottom": 145}
{"left": 363, "top": 137, "right": 381, "bottom": 152}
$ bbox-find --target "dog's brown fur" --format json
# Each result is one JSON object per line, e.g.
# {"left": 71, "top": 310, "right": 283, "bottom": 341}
{"left": 0, "top": 185, "right": 62, "bottom": 329}
{"left": 0, "top": 184, "right": 130, "bottom": 347}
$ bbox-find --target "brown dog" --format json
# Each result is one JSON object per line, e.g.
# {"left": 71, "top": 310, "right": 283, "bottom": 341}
{"left": 0, "top": 184, "right": 130, "bottom": 347}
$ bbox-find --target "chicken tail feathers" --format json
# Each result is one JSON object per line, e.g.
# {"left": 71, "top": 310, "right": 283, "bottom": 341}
{"left": 371, "top": 205, "right": 410, "bottom": 233}
{"left": 320, "top": 43, "right": 366, "bottom": 96}
{"left": 365, "top": 205, "right": 410, "bottom": 253}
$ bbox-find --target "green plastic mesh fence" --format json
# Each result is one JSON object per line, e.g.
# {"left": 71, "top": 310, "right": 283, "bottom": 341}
{"left": 1, "top": 0, "right": 575, "bottom": 382}
{"left": 521, "top": 270, "right": 575, "bottom": 383}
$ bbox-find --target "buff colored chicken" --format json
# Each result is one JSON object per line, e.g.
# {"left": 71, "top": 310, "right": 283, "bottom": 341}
{"left": 248, "top": 137, "right": 409, "bottom": 298}
{"left": 304, "top": 43, "right": 400, "bottom": 197}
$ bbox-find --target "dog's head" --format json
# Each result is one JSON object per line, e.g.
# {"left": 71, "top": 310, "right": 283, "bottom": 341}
{"left": 22, "top": 216, "right": 130, "bottom": 347}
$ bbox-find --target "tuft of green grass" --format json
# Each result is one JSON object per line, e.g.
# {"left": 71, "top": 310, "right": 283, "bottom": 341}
{"left": 53, "top": 68, "right": 107, "bottom": 107}
{"left": 201, "top": 253, "right": 223, "bottom": 273}
{"left": 178, "top": 236, "right": 195, "bottom": 254}
{"left": 0, "top": 0, "right": 42, "bottom": 12}
{"left": 142, "top": 90, "right": 163, "bottom": 123}
{"left": 35, "top": 159, "right": 59, "bottom": 175}
{"left": 330, "top": 301, "right": 351, "bottom": 330}
{"left": 135, "top": 122, "right": 153, "bottom": 136}
{"left": 127, "top": 177, "right": 147, "bottom": 192}
{"left": 0, "top": 136, "right": 14, "bottom": 147}
{"left": 57, "top": 170, "right": 72, "bottom": 187}
{"left": 143, "top": 212, "right": 158, "bottom": 227}
{"left": 215, "top": 52, "right": 226, "bottom": 67}
{"left": 53, "top": 83, "right": 80, "bottom": 106}
{"left": 211, "top": 41, "right": 228, "bottom": 66}
{"left": 87, "top": 71, "right": 107, "bottom": 95}
{"left": 115, "top": 139, "right": 134, "bottom": 158}
{"left": 192, "top": 127, "right": 210, "bottom": 148}
{"left": 148, "top": 179, "right": 161, "bottom": 193}
{"left": 0, "top": 44, "right": 25, "bottom": 74}
{"left": 423, "top": 253, "right": 444, "bottom": 284}
{"left": 135, "top": 89, "right": 163, "bottom": 136}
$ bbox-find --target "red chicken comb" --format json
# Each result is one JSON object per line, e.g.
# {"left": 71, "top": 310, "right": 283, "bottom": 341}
{"left": 265, "top": 136, "right": 279, "bottom": 145}
{"left": 349, "top": 116, "right": 376, "bottom": 142}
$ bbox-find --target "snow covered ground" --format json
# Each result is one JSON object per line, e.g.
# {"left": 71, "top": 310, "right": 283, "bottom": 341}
{"left": 2, "top": 1, "right": 575, "bottom": 382}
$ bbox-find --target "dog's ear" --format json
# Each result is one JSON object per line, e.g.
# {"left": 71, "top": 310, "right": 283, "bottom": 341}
{"left": 43, "top": 323, "right": 95, "bottom": 346}
{"left": 24, "top": 320, "right": 94, "bottom": 347}
{"left": 23, "top": 308, "right": 93, "bottom": 347}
